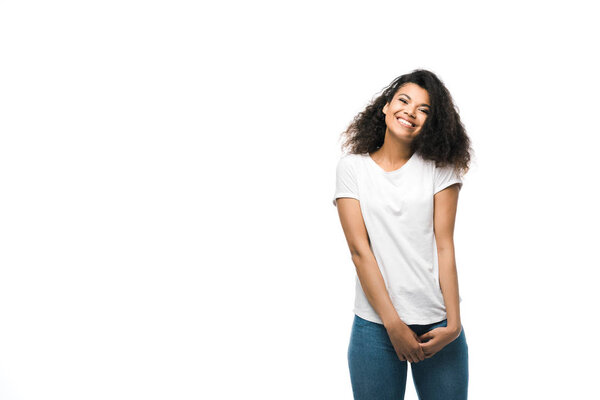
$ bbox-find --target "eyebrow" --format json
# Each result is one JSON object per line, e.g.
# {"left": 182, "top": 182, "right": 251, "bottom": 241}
{"left": 398, "top": 93, "right": 430, "bottom": 108}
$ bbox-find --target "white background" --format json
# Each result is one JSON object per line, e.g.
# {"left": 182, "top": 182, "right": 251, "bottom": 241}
{"left": 1, "top": 1, "right": 599, "bottom": 399}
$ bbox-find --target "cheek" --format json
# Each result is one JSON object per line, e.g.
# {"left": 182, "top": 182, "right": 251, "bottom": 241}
{"left": 386, "top": 114, "right": 395, "bottom": 127}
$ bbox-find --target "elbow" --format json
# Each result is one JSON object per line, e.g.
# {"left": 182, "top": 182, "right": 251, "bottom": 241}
{"left": 350, "top": 249, "right": 362, "bottom": 262}
{"left": 349, "top": 244, "right": 370, "bottom": 261}
{"left": 436, "top": 238, "right": 456, "bottom": 254}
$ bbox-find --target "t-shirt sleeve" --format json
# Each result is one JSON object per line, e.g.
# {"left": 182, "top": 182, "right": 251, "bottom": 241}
{"left": 433, "top": 163, "right": 463, "bottom": 195}
{"left": 332, "top": 155, "right": 360, "bottom": 206}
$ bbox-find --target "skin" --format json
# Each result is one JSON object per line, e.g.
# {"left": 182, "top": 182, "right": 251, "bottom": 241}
{"left": 336, "top": 83, "right": 462, "bottom": 363}
{"left": 370, "top": 82, "right": 431, "bottom": 168}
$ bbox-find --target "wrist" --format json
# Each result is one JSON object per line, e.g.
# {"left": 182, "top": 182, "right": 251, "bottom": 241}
{"left": 382, "top": 314, "right": 406, "bottom": 332}
{"left": 447, "top": 323, "right": 462, "bottom": 337}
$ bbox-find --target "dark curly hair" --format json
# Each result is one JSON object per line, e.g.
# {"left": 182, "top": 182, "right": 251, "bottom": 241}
{"left": 339, "top": 69, "right": 472, "bottom": 175}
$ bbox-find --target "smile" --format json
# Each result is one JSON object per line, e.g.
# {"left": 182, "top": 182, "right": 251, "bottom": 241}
{"left": 397, "top": 117, "right": 416, "bottom": 128}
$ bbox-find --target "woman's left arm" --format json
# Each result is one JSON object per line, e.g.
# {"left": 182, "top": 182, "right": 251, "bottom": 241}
{"left": 418, "top": 183, "right": 464, "bottom": 357}
{"left": 433, "top": 183, "right": 462, "bottom": 336}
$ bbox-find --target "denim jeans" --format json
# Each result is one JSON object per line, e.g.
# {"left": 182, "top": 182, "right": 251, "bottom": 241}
{"left": 348, "top": 314, "right": 469, "bottom": 400}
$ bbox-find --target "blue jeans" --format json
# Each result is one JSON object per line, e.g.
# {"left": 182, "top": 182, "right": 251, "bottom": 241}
{"left": 348, "top": 314, "right": 469, "bottom": 399}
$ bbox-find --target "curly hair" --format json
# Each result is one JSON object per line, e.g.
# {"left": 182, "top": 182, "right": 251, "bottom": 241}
{"left": 339, "top": 69, "right": 472, "bottom": 175}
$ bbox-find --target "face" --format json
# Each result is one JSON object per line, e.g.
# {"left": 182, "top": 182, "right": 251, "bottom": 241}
{"left": 382, "top": 82, "right": 431, "bottom": 139}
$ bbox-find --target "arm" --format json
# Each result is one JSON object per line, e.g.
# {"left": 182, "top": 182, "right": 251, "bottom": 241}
{"left": 433, "top": 183, "right": 462, "bottom": 336}
{"left": 336, "top": 197, "right": 425, "bottom": 363}
{"left": 413, "top": 183, "right": 464, "bottom": 357}
{"left": 335, "top": 197, "right": 402, "bottom": 328}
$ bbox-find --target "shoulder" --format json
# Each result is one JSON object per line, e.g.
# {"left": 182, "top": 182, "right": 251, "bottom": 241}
{"left": 414, "top": 153, "right": 450, "bottom": 172}
{"left": 414, "top": 152, "right": 430, "bottom": 164}
{"left": 341, "top": 152, "right": 364, "bottom": 161}
{"left": 337, "top": 153, "right": 364, "bottom": 169}
{"left": 411, "top": 152, "right": 435, "bottom": 172}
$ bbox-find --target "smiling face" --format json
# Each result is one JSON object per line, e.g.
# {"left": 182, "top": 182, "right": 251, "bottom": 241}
{"left": 382, "top": 82, "right": 431, "bottom": 140}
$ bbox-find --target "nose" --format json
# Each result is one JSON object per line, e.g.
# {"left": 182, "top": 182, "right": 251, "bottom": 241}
{"left": 403, "top": 109, "right": 416, "bottom": 119}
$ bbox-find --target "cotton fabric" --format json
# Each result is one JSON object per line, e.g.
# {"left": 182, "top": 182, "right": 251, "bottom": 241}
{"left": 332, "top": 151, "right": 463, "bottom": 325}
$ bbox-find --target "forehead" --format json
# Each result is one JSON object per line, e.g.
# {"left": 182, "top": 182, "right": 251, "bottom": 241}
{"left": 395, "top": 83, "right": 430, "bottom": 102}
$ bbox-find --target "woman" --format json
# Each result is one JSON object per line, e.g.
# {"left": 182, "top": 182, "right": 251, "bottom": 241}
{"left": 332, "top": 69, "right": 472, "bottom": 399}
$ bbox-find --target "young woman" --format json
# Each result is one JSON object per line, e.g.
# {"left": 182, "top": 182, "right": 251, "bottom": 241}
{"left": 332, "top": 69, "right": 472, "bottom": 399}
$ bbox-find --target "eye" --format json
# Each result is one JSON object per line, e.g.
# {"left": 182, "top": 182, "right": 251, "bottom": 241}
{"left": 420, "top": 109, "right": 430, "bottom": 115}
{"left": 398, "top": 98, "right": 408, "bottom": 104}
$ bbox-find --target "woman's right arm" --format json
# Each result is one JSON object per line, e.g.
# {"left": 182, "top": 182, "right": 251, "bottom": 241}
{"left": 335, "top": 197, "right": 425, "bottom": 363}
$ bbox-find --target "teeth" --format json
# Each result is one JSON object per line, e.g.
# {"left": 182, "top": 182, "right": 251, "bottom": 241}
{"left": 397, "top": 118, "right": 414, "bottom": 127}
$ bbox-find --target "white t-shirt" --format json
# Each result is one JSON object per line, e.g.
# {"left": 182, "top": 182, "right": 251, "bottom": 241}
{"left": 332, "top": 151, "right": 463, "bottom": 325}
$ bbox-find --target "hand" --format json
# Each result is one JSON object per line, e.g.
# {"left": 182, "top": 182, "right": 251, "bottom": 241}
{"left": 386, "top": 323, "right": 426, "bottom": 364}
{"left": 418, "top": 326, "right": 461, "bottom": 359}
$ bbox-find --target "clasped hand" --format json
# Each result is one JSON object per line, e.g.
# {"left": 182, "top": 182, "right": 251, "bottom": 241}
{"left": 387, "top": 324, "right": 460, "bottom": 363}
{"left": 417, "top": 326, "right": 460, "bottom": 360}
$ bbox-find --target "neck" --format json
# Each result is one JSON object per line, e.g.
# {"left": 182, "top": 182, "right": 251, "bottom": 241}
{"left": 374, "top": 140, "right": 413, "bottom": 163}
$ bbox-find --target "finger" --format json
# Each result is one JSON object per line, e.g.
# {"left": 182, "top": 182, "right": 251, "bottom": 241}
{"left": 411, "top": 331, "right": 422, "bottom": 342}
{"left": 419, "top": 345, "right": 431, "bottom": 358}
{"left": 419, "top": 332, "right": 432, "bottom": 342}
{"left": 421, "top": 335, "right": 439, "bottom": 347}
{"left": 411, "top": 351, "right": 423, "bottom": 363}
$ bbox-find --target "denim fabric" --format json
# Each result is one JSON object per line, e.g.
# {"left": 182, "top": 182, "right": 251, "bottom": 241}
{"left": 348, "top": 314, "right": 469, "bottom": 399}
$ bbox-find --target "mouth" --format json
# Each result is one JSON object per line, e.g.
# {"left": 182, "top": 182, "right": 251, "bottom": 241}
{"left": 396, "top": 116, "right": 416, "bottom": 128}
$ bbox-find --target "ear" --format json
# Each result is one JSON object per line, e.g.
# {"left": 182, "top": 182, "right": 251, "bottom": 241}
{"left": 382, "top": 103, "right": 388, "bottom": 115}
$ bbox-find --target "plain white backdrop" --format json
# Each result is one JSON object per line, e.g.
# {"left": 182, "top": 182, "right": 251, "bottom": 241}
{"left": 1, "top": 1, "right": 599, "bottom": 399}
